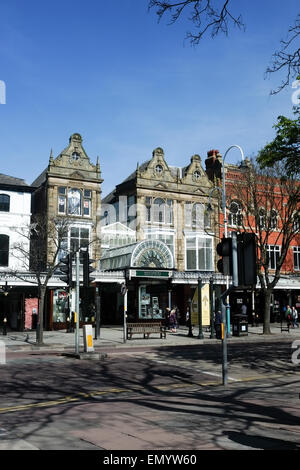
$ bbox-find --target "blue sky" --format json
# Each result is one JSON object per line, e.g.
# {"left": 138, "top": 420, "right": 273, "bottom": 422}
{"left": 0, "top": 0, "right": 299, "bottom": 196}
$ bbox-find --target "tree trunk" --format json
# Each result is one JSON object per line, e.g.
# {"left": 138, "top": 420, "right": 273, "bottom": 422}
{"left": 263, "top": 288, "right": 272, "bottom": 335}
{"left": 36, "top": 286, "right": 46, "bottom": 344}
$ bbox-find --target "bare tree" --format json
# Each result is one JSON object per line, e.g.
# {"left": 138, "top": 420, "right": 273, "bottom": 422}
{"left": 11, "top": 214, "right": 71, "bottom": 345}
{"left": 148, "top": 0, "right": 244, "bottom": 44}
{"left": 266, "top": 14, "right": 300, "bottom": 94}
{"left": 148, "top": 1, "right": 299, "bottom": 93}
{"left": 227, "top": 160, "right": 300, "bottom": 334}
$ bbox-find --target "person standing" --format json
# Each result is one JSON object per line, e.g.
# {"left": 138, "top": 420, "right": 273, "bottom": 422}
{"left": 292, "top": 306, "right": 299, "bottom": 328}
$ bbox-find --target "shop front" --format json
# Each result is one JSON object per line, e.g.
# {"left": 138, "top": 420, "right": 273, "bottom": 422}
{"left": 100, "top": 239, "right": 175, "bottom": 323}
{"left": 128, "top": 269, "right": 173, "bottom": 322}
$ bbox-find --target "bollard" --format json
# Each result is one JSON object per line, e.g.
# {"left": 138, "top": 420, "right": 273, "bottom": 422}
{"left": 0, "top": 341, "right": 5, "bottom": 364}
{"left": 3, "top": 318, "right": 7, "bottom": 336}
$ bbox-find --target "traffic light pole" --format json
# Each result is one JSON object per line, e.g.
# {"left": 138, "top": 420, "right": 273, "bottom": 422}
{"left": 220, "top": 284, "right": 236, "bottom": 385}
{"left": 221, "top": 301, "right": 228, "bottom": 385}
{"left": 75, "top": 250, "right": 80, "bottom": 355}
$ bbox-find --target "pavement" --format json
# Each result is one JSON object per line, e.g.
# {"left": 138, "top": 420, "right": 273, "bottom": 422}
{"left": 1, "top": 322, "right": 299, "bottom": 353}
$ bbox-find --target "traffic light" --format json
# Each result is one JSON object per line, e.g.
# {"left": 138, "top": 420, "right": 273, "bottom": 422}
{"left": 59, "top": 253, "right": 73, "bottom": 287}
{"left": 82, "top": 250, "right": 95, "bottom": 287}
{"left": 216, "top": 237, "right": 233, "bottom": 276}
{"left": 237, "top": 232, "right": 257, "bottom": 287}
{"left": 216, "top": 233, "right": 257, "bottom": 287}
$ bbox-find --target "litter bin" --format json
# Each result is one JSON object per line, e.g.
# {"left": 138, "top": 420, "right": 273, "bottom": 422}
{"left": 232, "top": 314, "right": 248, "bottom": 337}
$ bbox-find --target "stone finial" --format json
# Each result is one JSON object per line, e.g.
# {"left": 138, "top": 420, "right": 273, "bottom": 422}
{"left": 96, "top": 156, "right": 101, "bottom": 174}
{"left": 191, "top": 154, "right": 201, "bottom": 163}
{"left": 69, "top": 133, "right": 82, "bottom": 144}
{"left": 152, "top": 147, "right": 164, "bottom": 160}
{"left": 49, "top": 148, "right": 54, "bottom": 165}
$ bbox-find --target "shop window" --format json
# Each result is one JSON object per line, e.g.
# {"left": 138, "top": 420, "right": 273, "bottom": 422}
{"left": 138, "top": 285, "right": 168, "bottom": 320}
{"left": 52, "top": 289, "right": 69, "bottom": 323}
{"left": 0, "top": 234, "right": 9, "bottom": 266}
{"left": 0, "top": 194, "right": 10, "bottom": 212}
{"left": 186, "top": 236, "right": 213, "bottom": 271}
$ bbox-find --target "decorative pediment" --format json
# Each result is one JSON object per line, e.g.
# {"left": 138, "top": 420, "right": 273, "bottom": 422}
{"left": 69, "top": 171, "right": 85, "bottom": 180}
{"left": 154, "top": 182, "right": 168, "bottom": 189}
{"left": 193, "top": 187, "right": 206, "bottom": 194}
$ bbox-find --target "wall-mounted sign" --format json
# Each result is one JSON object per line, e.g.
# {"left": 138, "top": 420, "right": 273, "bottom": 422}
{"left": 133, "top": 270, "right": 171, "bottom": 279}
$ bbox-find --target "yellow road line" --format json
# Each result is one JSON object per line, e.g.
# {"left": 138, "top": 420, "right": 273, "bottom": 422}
{"left": 0, "top": 372, "right": 298, "bottom": 414}
{"left": 0, "top": 388, "right": 129, "bottom": 414}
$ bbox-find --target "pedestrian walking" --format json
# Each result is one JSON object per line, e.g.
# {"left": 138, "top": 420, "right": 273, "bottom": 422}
{"left": 286, "top": 305, "right": 292, "bottom": 328}
{"left": 169, "top": 307, "right": 178, "bottom": 333}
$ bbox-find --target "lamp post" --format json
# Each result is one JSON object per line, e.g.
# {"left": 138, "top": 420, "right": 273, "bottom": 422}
{"left": 221, "top": 145, "right": 245, "bottom": 238}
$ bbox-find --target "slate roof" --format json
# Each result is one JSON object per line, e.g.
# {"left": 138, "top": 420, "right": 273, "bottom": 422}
{"left": 0, "top": 173, "right": 33, "bottom": 191}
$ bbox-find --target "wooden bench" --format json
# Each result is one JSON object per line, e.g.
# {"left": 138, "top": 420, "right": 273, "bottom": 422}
{"left": 281, "top": 321, "right": 290, "bottom": 333}
{"left": 127, "top": 322, "right": 166, "bottom": 340}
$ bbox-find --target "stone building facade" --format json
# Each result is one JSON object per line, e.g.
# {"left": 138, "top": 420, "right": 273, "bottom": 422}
{"left": 100, "top": 147, "right": 223, "bottom": 324}
{"left": 31, "top": 133, "right": 103, "bottom": 328}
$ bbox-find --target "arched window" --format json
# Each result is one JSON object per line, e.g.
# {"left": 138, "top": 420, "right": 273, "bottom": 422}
{"left": 0, "top": 194, "right": 10, "bottom": 212}
{"left": 270, "top": 210, "right": 278, "bottom": 229}
{"left": 228, "top": 200, "right": 243, "bottom": 227}
{"left": 0, "top": 235, "right": 9, "bottom": 266}
{"left": 258, "top": 208, "right": 266, "bottom": 229}
{"left": 293, "top": 212, "right": 300, "bottom": 232}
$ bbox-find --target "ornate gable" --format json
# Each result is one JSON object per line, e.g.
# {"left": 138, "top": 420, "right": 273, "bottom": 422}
{"left": 182, "top": 155, "right": 211, "bottom": 189}
{"left": 138, "top": 147, "right": 177, "bottom": 185}
{"left": 48, "top": 133, "right": 102, "bottom": 181}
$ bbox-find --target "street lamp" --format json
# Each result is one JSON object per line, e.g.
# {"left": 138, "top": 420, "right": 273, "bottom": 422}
{"left": 222, "top": 145, "right": 245, "bottom": 238}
